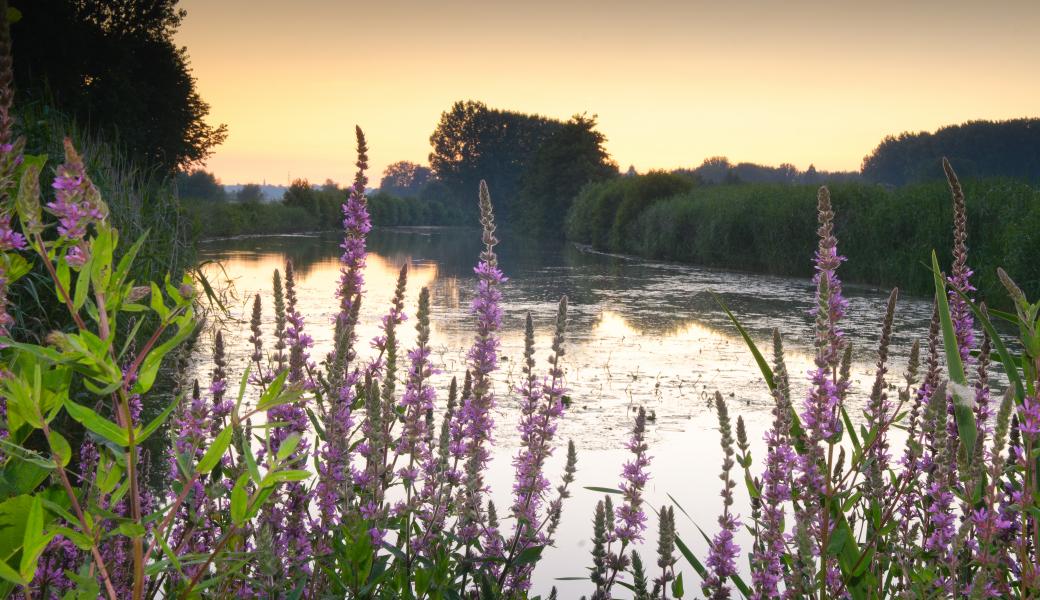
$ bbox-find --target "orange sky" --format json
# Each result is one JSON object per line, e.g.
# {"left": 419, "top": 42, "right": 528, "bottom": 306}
{"left": 176, "top": 0, "right": 1040, "bottom": 186}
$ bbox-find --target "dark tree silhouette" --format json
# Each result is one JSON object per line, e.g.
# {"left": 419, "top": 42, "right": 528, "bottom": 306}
{"left": 861, "top": 119, "right": 1040, "bottom": 185}
{"left": 517, "top": 114, "right": 617, "bottom": 238}
{"left": 176, "top": 169, "right": 225, "bottom": 201}
{"left": 11, "top": 0, "right": 227, "bottom": 173}
{"left": 379, "top": 160, "right": 432, "bottom": 197}
{"left": 429, "top": 100, "right": 562, "bottom": 222}
{"left": 236, "top": 183, "right": 263, "bottom": 204}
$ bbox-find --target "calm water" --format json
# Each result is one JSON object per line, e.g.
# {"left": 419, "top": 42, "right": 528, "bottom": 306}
{"left": 192, "top": 227, "right": 935, "bottom": 596}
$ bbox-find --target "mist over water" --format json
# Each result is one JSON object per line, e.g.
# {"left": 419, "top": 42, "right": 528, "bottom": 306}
{"left": 193, "top": 227, "right": 939, "bottom": 596}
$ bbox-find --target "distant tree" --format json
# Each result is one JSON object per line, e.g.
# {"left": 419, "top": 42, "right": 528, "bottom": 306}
{"left": 516, "top": 114, "right": 618, "bottom": 238}
{"left": 694, "top": 157, "right": 732, "bottom": 184}
{"left": 624, "top": 165, "right": 638, "bottom": 177}
{"left": 803, "top": 164, "right": 819, "bottom": 184}
{"left": 176, "top": 168, "right": 225, "bottom": 201}
{"left": 236, "top": 183, "right": 263, "bottom": 204}
{"left": 283, "top": 178, "right": 318, "bottom": 212}
{"left": 429, "top": 100, "right": 563, "bottom": 222}
{"left": 861, "top": 119, "right": 1040, "bottom": 185}
{"left": 11, "top": 0, "right": 227, "bottom": 173}
{"left": 379, "top": 161, "right": 432, "bottom": 197}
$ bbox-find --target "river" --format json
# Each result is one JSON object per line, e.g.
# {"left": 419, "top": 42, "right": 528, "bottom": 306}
{"left": 192, "top": 227, "right": 936, "bottom": 597}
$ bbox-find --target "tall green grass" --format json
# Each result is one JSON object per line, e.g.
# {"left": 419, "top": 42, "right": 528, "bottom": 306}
{"left": 567, "top": 175, "right": 1040, "bottom": 301}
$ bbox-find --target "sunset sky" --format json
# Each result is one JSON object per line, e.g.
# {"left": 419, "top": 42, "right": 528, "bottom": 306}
{"left": 176, "top": 0, "right": 1040, "bottom": 186}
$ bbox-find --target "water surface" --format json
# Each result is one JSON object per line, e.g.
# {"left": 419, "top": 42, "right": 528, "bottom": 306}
{"left": 193, "top": 227, "right": 936, "bottom": 596}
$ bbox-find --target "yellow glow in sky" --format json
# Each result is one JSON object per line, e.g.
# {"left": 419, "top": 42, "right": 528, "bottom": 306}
{"left": 176, "top": 0, "right": 1040, "bottom": 185}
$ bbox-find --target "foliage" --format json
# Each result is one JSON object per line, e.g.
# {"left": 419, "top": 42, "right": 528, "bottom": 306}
{"left": 566, "top": 170, "right": 694, "bottom": 251}
{"left": 5, "top": 98, "right": 1040, "bottom": 600}
{"left": 10, "top": 0, "right": 227, "bottom": 173}
{"left": 569, "top": 173, "right": 1040, "bottom": 302}
{"left": 11, "top": 100, "right": 192, "bottom": 343}
{"left": 184, "top": 199, "right": 321, "bottom": 238}
{"left": 175, "top": 169, "right": 225, "bottom": 203}
{"left": 861, "top": 118, "right": 1040, "bottom": 186}
{"left": 654, "top": 161, "right": 1040, "bottom": 599}
{"left": 379, "top": 160, "right": 432, "bottom": 198}
{"left": 515, "top": 114, "right": 617, "bottom": 239}
{"left": 672, "top": 156, "right": 859, "bottom": 186}
{"left": 428, "top": 100, "right": 563, "bottom": 224}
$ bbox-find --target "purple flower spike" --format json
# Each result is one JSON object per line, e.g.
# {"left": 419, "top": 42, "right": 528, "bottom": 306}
{"left": 616, "top": 406, "right": 650, "bottom": 543}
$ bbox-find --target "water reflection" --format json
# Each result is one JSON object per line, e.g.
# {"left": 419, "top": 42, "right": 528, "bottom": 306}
{"left": 193, "top": 227, "right": 941, "bottom": 597}
{"left": 196, "top": 228, "right": 938, "bottom": 451}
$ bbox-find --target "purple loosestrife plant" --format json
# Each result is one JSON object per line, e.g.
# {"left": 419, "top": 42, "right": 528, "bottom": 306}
{"left": 457, "top": 180, "right": 506, "bottom": 545}
{"left": 794, "top": 186, "right": 847, "bottom": 597}
{"left": 943, "top": 158, "right": 976, "bottom": 365}
{"left": 703, "top": 393, "right": 740, "bottom": 600}
{"left": 617, "top": 406, "right": 650, "bottom": 544}
{"left": 502, "top": 297, "right": 571, "bottom": 593}
{"left": 750, "top": 331, "right": 797, "bottom": 600}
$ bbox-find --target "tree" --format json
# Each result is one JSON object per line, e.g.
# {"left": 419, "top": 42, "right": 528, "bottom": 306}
{"left": 283, "top": 179, "right": 318, "bottom": 213}
{"left": 429, "top": 100, "right": 562, "bottom": 223}
{"left": 861, "top": 119, "right": 1040, "bottom": 185}
{"left": 236, "top": 183, "right": 263, "bottom": 204}
{"left": 11, "top": 0, "right": 227, "bottom": 173}
{"left": 176, "top": 169, "right": 225, "bottom": 201}
{"left": 379, "top": 161, "right": 431, "bottom": 197}
{"left": 516, "top": 114, "right": 617, "bottom": 238}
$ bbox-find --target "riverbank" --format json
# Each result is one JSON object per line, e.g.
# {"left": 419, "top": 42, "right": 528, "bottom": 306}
{"left": 567, "top": 175, "right": 1040, "bottom": 303}
{"left": 184, "top": 192, "right": 465, "bottom": 239}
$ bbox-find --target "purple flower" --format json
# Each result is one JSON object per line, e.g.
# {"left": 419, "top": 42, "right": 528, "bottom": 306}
{"left": 704, "top": 393, "right": 740, "bottom": 600}
{"left": 1020, "top": 395, "right": 1040, "bottom": 436}
{"left": 47, "top": 140, "right": 106, "bottom": 242}
{"left": 458, "top": 181, "right": 506, "bottom": 543}
{"left": 703, "top": 513, "right": 740, "bottom": 600}
{"left": 615, "top": 406, "right": 650, "bottom": 543}
{"left": 0, "top": 214, "right": 25, "bottom": 251}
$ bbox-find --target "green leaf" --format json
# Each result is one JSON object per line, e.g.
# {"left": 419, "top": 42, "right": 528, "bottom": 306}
{"left": 513, "top": 544, "right": 544, "bottom": 566}
{"left": 112, "top": 232, "right": 148, "bottom": 290}
{"left": 197, "top": 426, "right": 233, "bottom": 474}
{"left": 115, "top": 522, "right": 147, "bottom": 538}
{"left": 260, "top": 469, "right": 310, "bottom": 488}
{"left": 672, "top": 571, "right": 684, "bottom": 598}
{"left": 953, "top": 286, "right": 1025, "bottom": 403}
{"left": 931, "top": 251, "right": 977, "bottom": 460}
{"left": 64, "top": 399, "right": 129, "bottom": 446}
{"left": 0, "top": 559, "right": 25, "bottom": 586}
{"left": 675, "top": 535, "right": 708, "bottom": 581}
{"left": 231, "top": 474, "right": 249, "bottom": 525}
{"left": 242, "top": 436, "right": 261, "bottom": 484}
{"left": 20, "top": 496, "right": 47, "bottom": 578}
{"left": 583, "top": 486, "right": 622, "bottom": 494}
{"left": 256, "top": 370, "right": 301, "bottom": 411}
{"left": 72, "top": 251, "right": 94, "bottom": 311}
{"left": 276, "top": 433, "right": 302, "bottom": 461}
{"left": 47, "top": 430, "right": 72, "bottom": 467}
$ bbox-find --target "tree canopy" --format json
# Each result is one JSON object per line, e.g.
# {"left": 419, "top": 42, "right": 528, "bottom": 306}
{"left": 11, "top": 0, "right": 227, "bottom": 173}
{"left": 176, "top": 168, "right": 225, "bottom": 201}
{"left": 379, "top": 160, "right": 431, "bottom": 197}
{"left": 516, "top": 114, "right": 617, "bottom": 238}
{"left": 429, "top": 100, "right": 563, "bottom": 223}
{"left": 861, "top": 118, "right": 1040, "bottom": 185}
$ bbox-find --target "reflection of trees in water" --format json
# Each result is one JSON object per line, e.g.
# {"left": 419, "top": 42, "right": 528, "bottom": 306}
{"left": 198, "top": 229, "right": 932, "bottom": 363}
{"left": 367, "top": 227, "right": 479, "bottom": 279}
{"left": 200, "top": 234, "right": 342, "bottom": 279}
